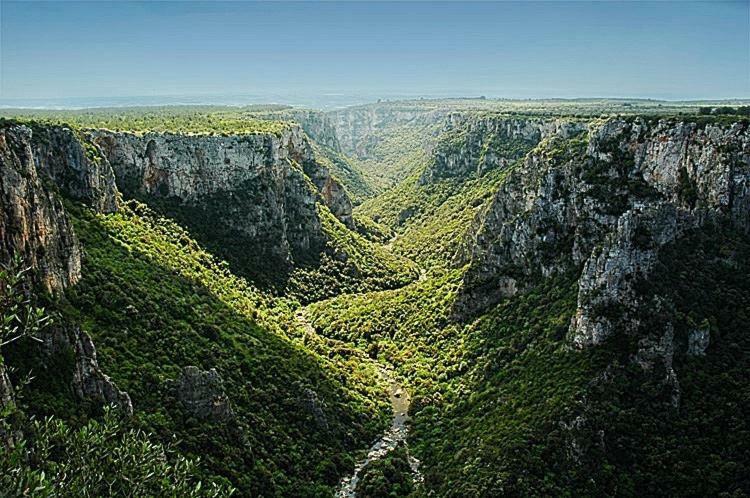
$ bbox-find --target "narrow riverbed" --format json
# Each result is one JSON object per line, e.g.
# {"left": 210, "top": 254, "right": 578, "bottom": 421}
{"left": 295, "top": 311, "right": 422, "bottom": 497}
{"left": 335, "top": 371, "right": 423, "bottom": 497}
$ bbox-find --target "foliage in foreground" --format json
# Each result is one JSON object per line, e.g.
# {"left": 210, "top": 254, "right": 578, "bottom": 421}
{"left": 0, "top": 257, "right": 227, "bottom": 497}
{"left": 0, "top": 408, "right": 232, "bottom": 497}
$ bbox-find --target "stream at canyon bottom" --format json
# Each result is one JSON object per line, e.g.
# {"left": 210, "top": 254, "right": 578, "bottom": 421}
{"left": 335, "top": 371, "right": 423, "bottom": 497}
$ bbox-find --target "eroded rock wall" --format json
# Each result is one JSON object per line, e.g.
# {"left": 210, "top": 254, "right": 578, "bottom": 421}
{"left": 328, "top": 105, "right": 449, "bottom": 159}
{"left": 0, "top": 124, "right": 83, "bottom": 294}
{"left": 91, "top": 125, "right": 353, "bottom": 268}
{"left": 456, "top": 118, "right": 750, "bottom": 351}
{"left": 420, "top": 115, "right": 587, "bottom": 184}
{"left": 0, "top": 122, "right": 130, "bottom": 415}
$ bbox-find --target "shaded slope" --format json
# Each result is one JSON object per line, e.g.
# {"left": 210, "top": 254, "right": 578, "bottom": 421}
{"left": 58, "top": 201, "right": 390, "bottom": 496}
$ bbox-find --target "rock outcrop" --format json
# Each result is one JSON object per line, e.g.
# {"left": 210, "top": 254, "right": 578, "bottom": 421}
{"left": 0, "top": 122, "right": 131, "bottom": 415}
{"left": 176, "top": 366, "right": 233, "bottom": 421}
{"left": 0, "top": 124, "right": 82, "bottom": 294}
{"left": 92, "top": 125, "right": 354, "bottom": 268}
{"left": 687, "top": 324, "right": 710, "bottom": 356}
{"left": 258, "top": 109, "right": 342, "bottom": 151}
{"left": 69, "top": 328, "right": 134, "bottom": 415}
{"left": 42, "top": 326, "right": 133, "bottom": 415}
{"left": 300, "top": 387, "right": 328, "bottom": 431}
{"left": 420, "top": 115, "right": 586, "bottom": 184}
{"left": 456, "top": 117, "right": 750, "bottom": 352}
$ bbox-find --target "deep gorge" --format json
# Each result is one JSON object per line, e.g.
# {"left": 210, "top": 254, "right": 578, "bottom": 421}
{"left": 1, "top": 100, "right": 749, "bottom": 497}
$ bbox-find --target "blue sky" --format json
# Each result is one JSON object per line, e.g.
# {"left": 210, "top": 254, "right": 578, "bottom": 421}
{"left": 0, "top": 1, "right": 747, "bottom": 101}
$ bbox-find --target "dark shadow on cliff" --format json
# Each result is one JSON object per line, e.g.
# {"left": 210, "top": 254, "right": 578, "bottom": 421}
{"left": 121, "top": 190, "right": 418, "bottom": 305}
{"left": 122, "top": 189, "right": 321, "bottom": 294}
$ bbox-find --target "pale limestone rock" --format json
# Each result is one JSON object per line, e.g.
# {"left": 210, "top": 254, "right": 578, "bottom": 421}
{"left": 72, "top": 329, "right": 133, "bottom": 415}
{"left": 176, "top": 366, "right": 233, "bottom": 421}
{"left": 92, "top": 125, "right": 354, "bottom": 267}
{"left": 454, "top": 117, "right": 750, "bottom": 347}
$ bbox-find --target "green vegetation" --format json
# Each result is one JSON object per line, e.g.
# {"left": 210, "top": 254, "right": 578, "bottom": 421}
{"left": 1, "top": 408, "right": 232, "bottom": 497}
{"left": 0, "top": 257, "right": 227, "bottom": 496}
{"left": 0, "top": 107, "right": 290, "bottom": 136}
{"left": 698, "top": 105, "right": 750, "bottom": 116}
{"left": 356, "top": 151, "right": 512, "bottom": 269}
{"left": 307, "top": 270, "right": 464, "bottom": 393}
{"left": 0, "top": 255, "right": 51, "bottom": 355}
{"left": 410, "top": 274, "right": 606, "bottom": 496}
{"left": 307, "top": 270, "right": 608, "bottom": 496}
{"left": 28, "top": 200, "right": 391, "bottom": 496}
{"left": 331, "top": 97, "right": 729, "bottom": 121}
{"left": 350, "top": 124, "right": 440, "bottom": 193}
{"left": 122, "top": 179, "right": 416, "bottom": 303}
{"left": 4, "top": 102, "right": 750, "bottom": 496}
{"left": 287, "top": 206, "right": 418, "bottom": 303}
{"left": 357, "top": 443, "right": 416, "bottom": 498}
{"left": 313, "top": 143, "right": 375, "bottom": 205}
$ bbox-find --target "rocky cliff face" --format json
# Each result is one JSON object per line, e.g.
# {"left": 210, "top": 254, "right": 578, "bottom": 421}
{"left": 420, "top": 115, "right": 587, "bottom": 184}
{"left": 92, "top": 125, "right": 353, "bottom": 269}
{"left": 456, "top": 118, "right": 750, "bottom": 352}
{"left": 31, "top": 126, "right": 119, "bottom": 214}
{"left": 328, "top": 105, "right": 449, "bottom": 159}
{"left": 259, "top": 109, "right": 342, "bottom": 151}
{"left": 0, "top": 124, "right": 83, "bottom": 294}
{"left": 0, "top": 122, "right": 130, "bottom": 415}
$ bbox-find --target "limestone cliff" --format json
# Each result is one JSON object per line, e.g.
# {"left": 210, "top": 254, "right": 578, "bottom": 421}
{"left": 456, "top": 117, "right": 750, "bottom": 352}
{"left": 328, "top": 104, "right": 449, "bottom": 159}
{"left": 420, "top": 114, "right": 586, "bottom": 184}
{"left": 91, "top": 125, "right": 353, "bottom": 272}
{"left": 0, "top": 122, "right": 130, "bottom": 415}
{"left": 258, "top": 109, "right": 342, "bottom": 151}
{"left": 0, "top": 124, "right": 83, "bottom": 294}
{"left": 31, "top": 125, "right": 119, "bottom": 214}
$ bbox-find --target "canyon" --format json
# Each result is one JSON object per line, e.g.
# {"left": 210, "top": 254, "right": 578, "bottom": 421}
{"left": 0, "top": 100, "right": 749, "bottom": 496}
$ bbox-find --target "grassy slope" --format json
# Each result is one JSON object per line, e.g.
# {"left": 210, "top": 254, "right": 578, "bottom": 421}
{"left": 52, "top": 201, "right": 390, "bottom": 496}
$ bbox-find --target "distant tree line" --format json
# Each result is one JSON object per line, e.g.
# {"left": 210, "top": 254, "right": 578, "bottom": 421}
{"left": 698, "top": 106, "right": 750, "bottom": 116}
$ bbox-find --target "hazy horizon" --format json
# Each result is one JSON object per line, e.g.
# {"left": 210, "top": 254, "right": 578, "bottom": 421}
{"left": 0, "top": 1, "right": 747, "bottom": 103}
{"left": 1, "top": 93, "right": 748, "bottom": 112}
